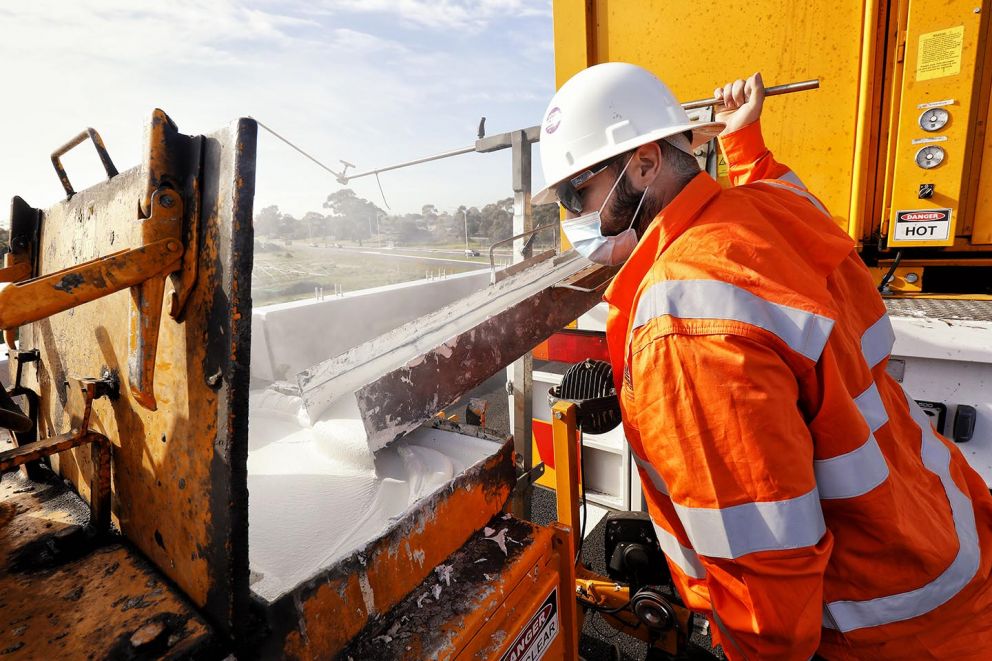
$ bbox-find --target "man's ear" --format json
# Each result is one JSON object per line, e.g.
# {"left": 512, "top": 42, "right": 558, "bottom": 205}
{"left": 633, "top": 142, "right": 662, "bottom": 186}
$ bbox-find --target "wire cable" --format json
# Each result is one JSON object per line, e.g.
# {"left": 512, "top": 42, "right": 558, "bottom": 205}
{"left": 251, "top": 118, "right": 347, "bottom": 181}
{"left": 877, "top": 250, "right": 903, "bottom": 293}
{"left": 375, "top": 172, "right": 391, "bottom": 210}
{"left": 575, "top": 431, "right": 588, "bottom": 566}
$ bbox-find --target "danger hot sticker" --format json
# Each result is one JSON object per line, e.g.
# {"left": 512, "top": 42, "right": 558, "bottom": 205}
{"left": 894, "top": 208, "right": 952, "bottom": 241}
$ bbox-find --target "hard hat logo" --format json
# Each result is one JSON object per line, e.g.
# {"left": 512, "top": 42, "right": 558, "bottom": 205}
{"left": 544, "top": 107, "right": 562, "bottom": 134}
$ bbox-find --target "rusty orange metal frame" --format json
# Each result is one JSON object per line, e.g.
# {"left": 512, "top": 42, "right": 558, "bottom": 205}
{"left": 0, "top": 188, "right": 182, "bottom": 410}
{"left": 552, "top": 399, "right": 691, "bottom": 656}
{"left": 11, "top": 111, "right": 256, "bottom": 644}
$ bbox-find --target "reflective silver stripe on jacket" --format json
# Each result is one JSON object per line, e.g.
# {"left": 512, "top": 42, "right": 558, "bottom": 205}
{"left": 757, "top": 180, "right": 830, "bottom": 217}
{"left": 632, "top": 279, "right": 834, "bottom": 362}
{"left": 673, "top": 488, "right": 826, "bottom": 559}
{"left": 631, "top": 449, "right": 669, "bottom": 495}
{"left": 815, "top": 433, "right": 889, "bottom": 500}
{"left": 822, "top": 392, "right": 980, "bottom": 632}
{"left": 779, "top": 170, "right": 806, "bottom": 189}
{"left": 861, "top": 314, "right": 895, "bottom": 369}
{"left": 854, "top": 381, "right": 889, "bottom": 432}
{"left": 652, "top": 521, "right": 707, "bottom": 579}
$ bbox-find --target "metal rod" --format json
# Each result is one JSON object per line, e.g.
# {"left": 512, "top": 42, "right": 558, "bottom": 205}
{"left": 681, "top": 79, "right": 820, "bottom": 110}
{"left": 342, "top": 144, "right": 478, "bottom": 183}
{"left": 489, "top": 223, "right": 557, "bottom": 284}
{"left": 320, "top": 79, "right": 820, "bottom": 186}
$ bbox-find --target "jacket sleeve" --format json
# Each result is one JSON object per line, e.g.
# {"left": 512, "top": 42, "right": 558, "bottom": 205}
{"left": 630, "top": 332, "right": 832, "bottom": 660}
{"left": 718, "top": 120, "right": 806, "bottom": 189}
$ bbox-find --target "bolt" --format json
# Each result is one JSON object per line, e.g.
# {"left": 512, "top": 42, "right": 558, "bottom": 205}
{"left": 159, "top": 194, "right": 175, "bottom": 208}
{"left": 554, "top": 411, "right": 563, "bottom": 420}
{"left": 206, "top": 368, "right": 223, "bottom": 387}
{"left": 975, "top": 7, "right": 981, "bottom": 13}
{"left": 905, "top": 272, "right": 919, "bottom": 284}
{"left": 166, "top": 240, "right": 181, "bottom": 252}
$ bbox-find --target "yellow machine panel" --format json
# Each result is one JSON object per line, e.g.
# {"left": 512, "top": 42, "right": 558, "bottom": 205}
{"left": 552, "top": 0, "right": 992, "bottom": 288}
{"left": 552, "top": 0, "right": 880, "bottom": 234}
{"left": 885, "top": 3, "right": 986, "bottom": 248}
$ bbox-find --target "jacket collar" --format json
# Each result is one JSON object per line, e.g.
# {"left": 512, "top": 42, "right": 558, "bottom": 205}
{"left": 604, "top": 172, "right": 721, "bottom": 310}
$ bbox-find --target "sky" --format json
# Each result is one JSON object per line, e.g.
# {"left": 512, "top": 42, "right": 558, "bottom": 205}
{"left": 0, "top": 0, "right": 555, "bottom": 219}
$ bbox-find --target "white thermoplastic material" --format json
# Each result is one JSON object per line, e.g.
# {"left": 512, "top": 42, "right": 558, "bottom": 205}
{"left": 247, "top": 388, "right": 501, "bottom": 603}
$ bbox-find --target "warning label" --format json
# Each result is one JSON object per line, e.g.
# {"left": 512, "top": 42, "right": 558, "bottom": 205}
{"left": 894, "top": 208, "right": 952, "bottom": 242}
{"left": 501, "top": 588, "right": 559, "bottom": 661}
{"left": 917, "top": 26, "right": 965, "bottom": 82}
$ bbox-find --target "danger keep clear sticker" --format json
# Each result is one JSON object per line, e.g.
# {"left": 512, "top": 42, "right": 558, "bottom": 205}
{"left": 917, "top": 26, "right": 964, "bottom": 82}
{"left": 894, "top": 208, "right": 952, "bottom": 241}
{"left": 501, "top": 588, "right": 560, "bottom": 661}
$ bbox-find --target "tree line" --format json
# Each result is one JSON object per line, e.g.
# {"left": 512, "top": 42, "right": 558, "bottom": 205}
{"left": 254, "top": 188, "right": 559, "bottom": 247}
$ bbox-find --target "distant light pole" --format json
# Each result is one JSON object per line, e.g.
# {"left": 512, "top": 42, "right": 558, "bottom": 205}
{"left": 462, "top": 208, "right": 469, "bottom": 251}
{"left": 369, "top": 210, "right": 383, "bottom": 248}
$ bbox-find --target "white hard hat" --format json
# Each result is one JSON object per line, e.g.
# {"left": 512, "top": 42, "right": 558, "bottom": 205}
{"left": 533, "top": 62, "right": 725, "bottom": 205}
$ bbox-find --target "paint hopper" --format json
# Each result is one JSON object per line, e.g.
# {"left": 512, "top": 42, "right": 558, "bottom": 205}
{"left": 246, "top": 250, "right": 612, "bottom": 654}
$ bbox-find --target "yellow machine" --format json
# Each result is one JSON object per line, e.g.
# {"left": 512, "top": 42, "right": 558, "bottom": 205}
{"left": 552, "top": 0, "right": 992, "bottom": 293}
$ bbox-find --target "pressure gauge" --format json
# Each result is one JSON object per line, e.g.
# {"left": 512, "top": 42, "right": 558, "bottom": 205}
{"left": 915, "top": 145, "right": 945, "bottom": 169}
{"left": 919, "top": 107, "right": 950, "bottom": 132}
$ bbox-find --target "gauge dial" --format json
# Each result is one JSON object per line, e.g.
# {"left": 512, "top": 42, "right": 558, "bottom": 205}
{"left": 915, "top": 145, "right": 945, "bottom": 169}
{"left": 919, "top": 107, "right": 950, "bottom": 132}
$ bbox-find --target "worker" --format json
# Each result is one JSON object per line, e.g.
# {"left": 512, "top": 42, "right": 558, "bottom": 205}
{"left": 532, "top": 62, "right": 992, "bottom": 660}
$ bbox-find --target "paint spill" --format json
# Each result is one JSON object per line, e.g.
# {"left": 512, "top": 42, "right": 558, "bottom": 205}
{"left": 435, "top": 564, "right": 453, "bottom": 587}
{"left": 247, "top": 386, "right": 502, "bottom": 603}
{"left": 483, "top": 528, "right": 508, "bottom": 555}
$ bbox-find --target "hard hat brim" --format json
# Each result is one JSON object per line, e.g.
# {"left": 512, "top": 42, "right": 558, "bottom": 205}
{"left": 533, "top": 120, "right": 726, "bottom": 206}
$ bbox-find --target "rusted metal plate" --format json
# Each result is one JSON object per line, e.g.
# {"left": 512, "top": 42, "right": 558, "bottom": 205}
{"left": 0, "top": 468, "right": 217, "bottom": 658}
{"left": 353, "top": 263, "right": 616, "bottom": 449}
{"left": 255, "top": 426, "right": 516, "bottom": 659}
{"left": 13, "top": 116, "right": 256, "bottom": 641}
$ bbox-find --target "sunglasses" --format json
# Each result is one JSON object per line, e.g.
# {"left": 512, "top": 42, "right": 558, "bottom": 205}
{"left": 555, "top": 157, "right": 617, "bottom": 215}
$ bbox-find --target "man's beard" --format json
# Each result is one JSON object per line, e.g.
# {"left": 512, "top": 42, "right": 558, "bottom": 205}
{"left": 604, "top": 173, "right": 661, "bottom": 237}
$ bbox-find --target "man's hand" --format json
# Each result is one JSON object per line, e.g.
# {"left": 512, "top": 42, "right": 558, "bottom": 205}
{"left": 714, "top": 72, "right": 765, "bottom": 136}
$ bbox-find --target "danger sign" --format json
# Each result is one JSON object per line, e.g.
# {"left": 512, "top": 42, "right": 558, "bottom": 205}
{"left": 501, "top": 588, "right": 559, "bottom": 661}
{"left": 894, "top": 208, "right": 952, "bottom": 241}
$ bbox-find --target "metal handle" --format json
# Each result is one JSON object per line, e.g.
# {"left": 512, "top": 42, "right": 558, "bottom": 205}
{"left": 681, "top": 79, "right": 820, "bottom": 111}
{"left": 51, "top": 128, "right": 119, "bottom": 197}
{"left": 489, "top": 222, "right": 558, "bottom": 283}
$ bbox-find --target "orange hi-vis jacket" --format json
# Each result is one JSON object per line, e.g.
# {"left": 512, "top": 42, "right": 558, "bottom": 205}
{"left": 603, "top": 120, "right": 992, "bottom": 660}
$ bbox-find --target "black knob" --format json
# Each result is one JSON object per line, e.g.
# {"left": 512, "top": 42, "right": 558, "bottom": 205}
{"left": 953, "top": 405, "right": 977, "bottom": 443}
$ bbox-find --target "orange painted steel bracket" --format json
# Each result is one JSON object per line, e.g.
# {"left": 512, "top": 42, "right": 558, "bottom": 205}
{"left": 551, "top": 399, "right": 692, "bottom": 657}
{"left": 142, "top": 108, "right": 203, "bottom": 321}
{"left": 0, "top": 110, "right": 203, "bottom": 410}
{"left": 0, "top": 188, "right": 183, "bottom": 409}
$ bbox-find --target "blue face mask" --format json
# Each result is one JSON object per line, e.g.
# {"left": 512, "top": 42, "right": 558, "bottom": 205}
{"left": 560, "top": 155, "right": 650, "bottom": 266}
